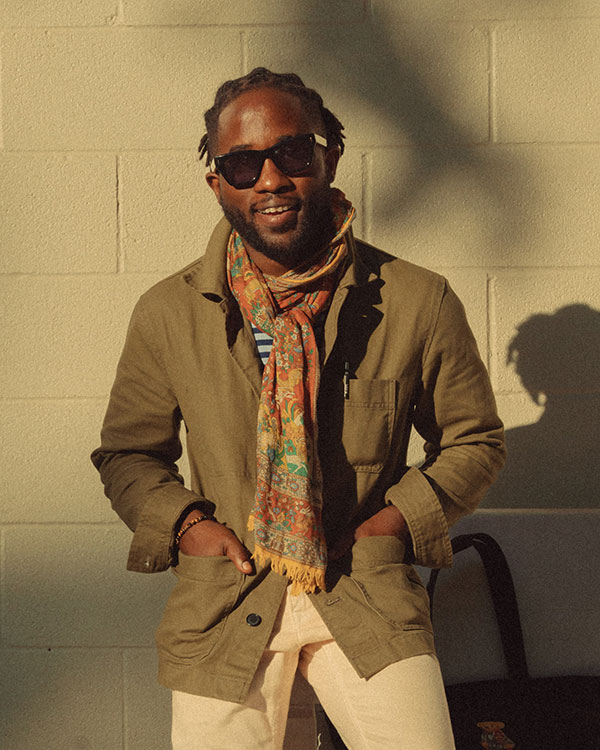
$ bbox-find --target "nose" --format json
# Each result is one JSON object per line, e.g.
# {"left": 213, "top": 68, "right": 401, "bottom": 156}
{"left": 253, "top": 157, "right": 294, "bottom": 193}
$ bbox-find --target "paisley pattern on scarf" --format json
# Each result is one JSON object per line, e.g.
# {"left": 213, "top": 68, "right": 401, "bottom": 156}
{"left": 227, "top": 190, "right": 355, "bottom": 593}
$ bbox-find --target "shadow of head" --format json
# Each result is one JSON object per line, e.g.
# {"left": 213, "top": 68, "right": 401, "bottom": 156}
{"left": 507, "top": 304, "right": 600, "bottom": 404}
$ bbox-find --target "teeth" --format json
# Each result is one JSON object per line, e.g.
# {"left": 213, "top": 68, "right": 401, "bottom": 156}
{"left": 258, "top": 206, "right": 291, "bottom": 214}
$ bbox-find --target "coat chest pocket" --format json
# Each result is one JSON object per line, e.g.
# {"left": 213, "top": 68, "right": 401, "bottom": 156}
{"left": 155, "top": 553, "right": 243, "bottom": 663}
{"left": 342, "top": 378, "right": 396, "bottom": 472}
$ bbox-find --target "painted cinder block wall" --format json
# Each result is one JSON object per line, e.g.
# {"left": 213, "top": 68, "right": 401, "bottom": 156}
{"left": 1, "top": 1, "right": 599, "bottom": 747}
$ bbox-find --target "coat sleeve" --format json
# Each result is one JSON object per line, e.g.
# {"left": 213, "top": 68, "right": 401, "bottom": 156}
{"left": 384, "top": 280, "right": 505, "bottom": 568}
{"left": 90, "top": 297, "right": 215, "bottom": 573}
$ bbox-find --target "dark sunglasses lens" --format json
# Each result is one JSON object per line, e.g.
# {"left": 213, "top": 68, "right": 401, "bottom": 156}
{"left": 219, "top": 151, "right": 263, "bottom": 189}
{"left": 273, "top": 137, "right": 315, "bottom": 174}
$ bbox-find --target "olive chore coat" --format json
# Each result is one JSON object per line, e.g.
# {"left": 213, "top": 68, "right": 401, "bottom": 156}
{"left": 91, "top": 217, "right": 505, "bottom": 702}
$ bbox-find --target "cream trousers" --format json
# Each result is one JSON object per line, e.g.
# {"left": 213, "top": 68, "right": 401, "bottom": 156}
{"left": 172, "top": 586, "right": 455, "bottom": 750}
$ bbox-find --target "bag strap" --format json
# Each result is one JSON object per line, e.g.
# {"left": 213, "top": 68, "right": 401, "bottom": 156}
{"left": 427, "top": 532, "right": 530, "bottom": 680}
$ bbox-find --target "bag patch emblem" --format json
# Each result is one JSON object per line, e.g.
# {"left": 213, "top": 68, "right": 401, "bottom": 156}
{"left": 477, "top": 721, "right": 515, "bottom": 749}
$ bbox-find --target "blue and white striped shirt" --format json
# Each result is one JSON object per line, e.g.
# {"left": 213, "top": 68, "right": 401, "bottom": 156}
{"left": 251, "top": 325, "right": 274, "bottom": 366}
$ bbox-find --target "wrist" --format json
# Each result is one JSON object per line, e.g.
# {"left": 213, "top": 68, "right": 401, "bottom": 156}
{"left": 174, "top": 514, "right": 217, "bottom": 547}
{"left": 387, "top": 506, "right": 414, "bottom": 562}
{"left": 385, "top": 503, "right": 407, "bottom": 534}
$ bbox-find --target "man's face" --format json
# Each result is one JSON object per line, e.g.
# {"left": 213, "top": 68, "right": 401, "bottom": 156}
{"left": 206, "top": 87, "right": 340, "bottom": 274}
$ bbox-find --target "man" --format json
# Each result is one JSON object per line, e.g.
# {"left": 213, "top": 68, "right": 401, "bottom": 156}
{"left": 92, "top": 68, "right": 505, "bottom": 749}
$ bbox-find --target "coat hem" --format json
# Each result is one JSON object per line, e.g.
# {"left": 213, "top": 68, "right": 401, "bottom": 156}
{"left": 158, "top": 661, "right": 251, "bottom": 704}
{"left": 354, "top": 628, "right": 437, "bottom": 680}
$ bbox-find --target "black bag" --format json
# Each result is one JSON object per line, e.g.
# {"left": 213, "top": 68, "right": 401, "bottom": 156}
{"left": 427, "top": 532, "right": 600, "bottom": 749}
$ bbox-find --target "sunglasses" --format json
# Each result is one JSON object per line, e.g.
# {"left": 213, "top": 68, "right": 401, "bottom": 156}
{"left": 211, "top": 133, "right": 328, "bottom": 190}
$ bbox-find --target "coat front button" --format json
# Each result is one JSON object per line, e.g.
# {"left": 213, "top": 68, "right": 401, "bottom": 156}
{"left": 246, "top": 613, "right": 262, "bottom": 627}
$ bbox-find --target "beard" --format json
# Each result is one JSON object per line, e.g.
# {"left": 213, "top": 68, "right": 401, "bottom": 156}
{"left": 220, "top": 185, "right": 337, "bottom": 270}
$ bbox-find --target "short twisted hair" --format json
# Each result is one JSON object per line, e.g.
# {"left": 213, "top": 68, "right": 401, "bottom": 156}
{"left": 198, "top": 67, "right": 345, "bottom": 165}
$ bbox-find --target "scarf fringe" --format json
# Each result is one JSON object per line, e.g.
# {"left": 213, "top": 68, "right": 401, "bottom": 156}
{"left": 250, "top": 541, "right": 326, "bottom": 595}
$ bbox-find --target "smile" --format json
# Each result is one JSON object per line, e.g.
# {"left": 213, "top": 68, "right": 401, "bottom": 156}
{"left": 255, "top": 204, "right": 297, "bottom": 215}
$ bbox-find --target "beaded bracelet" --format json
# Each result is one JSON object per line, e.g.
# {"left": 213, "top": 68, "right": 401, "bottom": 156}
{"left": 175, "top": 515, "right": 216, "bottom": 546}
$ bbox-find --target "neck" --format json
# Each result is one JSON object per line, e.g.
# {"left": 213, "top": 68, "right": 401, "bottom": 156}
{"left": 245, "top": 245, "right": 293, "bottom": 277}
{"left": 245, "top": 242, "right": 333, "bottom": 277}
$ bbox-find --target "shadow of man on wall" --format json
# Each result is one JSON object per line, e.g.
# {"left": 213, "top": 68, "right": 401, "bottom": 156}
{"left": 482, "top": 304, "right": 600, "bottom": 509}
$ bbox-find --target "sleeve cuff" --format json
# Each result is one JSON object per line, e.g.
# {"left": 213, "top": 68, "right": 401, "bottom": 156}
{"left": 126, "top": 485, "right": 216, "bottom": 573}
{"left": 385, "top": 466, "right": 453, "bottom": 569}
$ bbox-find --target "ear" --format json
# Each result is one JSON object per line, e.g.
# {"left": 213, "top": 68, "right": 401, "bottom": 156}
{"left": 205, "top": 171, "right": 222, "bottom": 203}
{"left": 324, "top": 146, "right": 341, "bottom": 184}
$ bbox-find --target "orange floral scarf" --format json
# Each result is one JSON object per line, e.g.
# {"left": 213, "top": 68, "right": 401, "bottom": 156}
{"left": 227, "top": 192, "right": 355, "bottom": 593}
